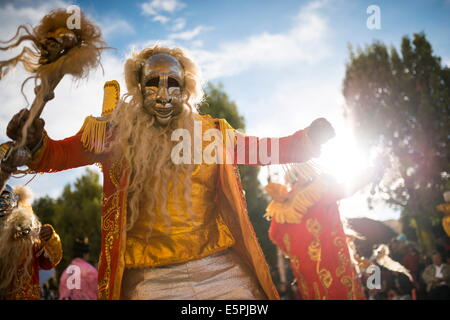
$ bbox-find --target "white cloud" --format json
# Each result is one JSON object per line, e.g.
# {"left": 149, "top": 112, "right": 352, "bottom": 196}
{"left": 190, "top": 40, "right": 204, "bottom": 48}
{"left": 141, "top": 0, "right": 185, "bottom": 15}
{"left": 129, "top": 39, "right": 177, "bottom": 51}
{"left": 169, "top": 25, "right": 210, "bottom": 41}
{"left": 140, "top": 0, "right": 206, "bottom": 42}
{"left": 99, "top": 18, "right": 135, "bottom": 38}
{"left": 243, "top": 80, "right": 344, "bottom": 138}
{"left": 0, "top": 0, "right": 69, "bottom": 39}
{"left": 141, "top": 0, "right": 185, "bottom": 24}
{"left": 189, "top": 0, "right": 330, "bottom": 80}
{"left": 129, "top": 0, "right": 331, "bottom": 104}
{"left": 171, "top": 17, "right": 186, "bottom": 31}
{"left": 152, "top": 14, "right": 170, "bottom": 24}
{"left": 130, "top": 0, "right": 329, "bottom": 79}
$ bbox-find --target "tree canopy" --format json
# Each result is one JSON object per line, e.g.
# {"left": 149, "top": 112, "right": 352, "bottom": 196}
{"left": 33, "top": 168, "right": 102, "bottom": 273}
{"left": 343, "top": 33, "right": 450, "bottom": 252}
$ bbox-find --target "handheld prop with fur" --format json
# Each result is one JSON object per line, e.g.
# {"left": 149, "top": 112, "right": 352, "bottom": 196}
{"left": 0, "top": 8, "right": 106, "bottom": 191}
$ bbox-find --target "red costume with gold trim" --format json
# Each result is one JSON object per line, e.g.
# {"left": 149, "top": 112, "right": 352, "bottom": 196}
{"left": 13, "top": 226, "right": 62, "bottom": 300}
{"left": 29, "top": 81, "right": 320, "bottom": 300}
{"left": 265, "top": 177, "right": 365, "bottom": 300}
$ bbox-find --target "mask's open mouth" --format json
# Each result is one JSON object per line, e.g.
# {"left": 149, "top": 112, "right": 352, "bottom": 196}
{"left": 154, "top": 106, "right": 174, "bottom": 118}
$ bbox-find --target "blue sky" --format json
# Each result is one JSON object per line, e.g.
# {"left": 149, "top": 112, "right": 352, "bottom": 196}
{"left": 0, "top": 0, "right": 449, "bottom": 221}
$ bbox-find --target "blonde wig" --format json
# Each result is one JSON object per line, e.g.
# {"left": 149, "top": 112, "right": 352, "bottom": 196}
{"left": 109, "top": 46, "right": 203, "bottom": 231}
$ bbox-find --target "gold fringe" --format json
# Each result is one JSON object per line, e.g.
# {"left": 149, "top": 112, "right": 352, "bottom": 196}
{"left": 264, "top": 176, "right": 330, "bottom": 224}
{"left": 80, "top": 116, "right": 108, "bottom": 153}
{"left": 79, "top": 80, "right": 120, "bottom": 153}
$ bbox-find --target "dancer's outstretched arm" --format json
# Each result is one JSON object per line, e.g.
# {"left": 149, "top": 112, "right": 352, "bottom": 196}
{"left": 221, "top": 117, "right": 335, "bottom": 165}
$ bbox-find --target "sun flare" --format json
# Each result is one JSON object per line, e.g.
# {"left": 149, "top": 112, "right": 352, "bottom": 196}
{"left": 315, "top": 127, "right": 370, "bottom": 188}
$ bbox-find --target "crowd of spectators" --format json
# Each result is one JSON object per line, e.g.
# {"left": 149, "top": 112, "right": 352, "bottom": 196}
{"left": 364, "top": 236, "right": 450, "bottom": 300}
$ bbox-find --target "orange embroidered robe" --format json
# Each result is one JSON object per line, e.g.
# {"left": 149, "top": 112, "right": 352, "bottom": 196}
{"left": 13, "top": 225, "right": 62, "bottom": 300}
{"left": 29, "top": 114, "right": 319, "bottom": 300}
{"left": 267, "top": 185, "right": 365, "bottom": 300}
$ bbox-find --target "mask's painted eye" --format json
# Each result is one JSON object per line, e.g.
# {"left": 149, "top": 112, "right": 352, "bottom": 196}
{"left": 168, "top": 77, "right": 180, "bottom": 88}
{"left": 146, "top": 77, "right": 159, "bottom": 87}
{"left": 168, "top": 87, "right": 181, "bottom": 96}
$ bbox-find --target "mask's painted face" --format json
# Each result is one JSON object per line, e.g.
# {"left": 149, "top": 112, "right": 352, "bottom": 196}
{"left": 140, "top": 53, "right": 185, "bottom": 125}
{"left": 0, "top": 185, "right": 18, "bottom": 218}
{"left": 38, "top": 27, "right": 78, "bottom": 65}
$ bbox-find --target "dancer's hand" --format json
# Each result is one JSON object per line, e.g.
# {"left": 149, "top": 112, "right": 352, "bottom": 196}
{"left": 306, "top": 118, "right": 335, "bottom": 146}
{"left": 39, "top": 225, "right": 53, "bottom": 242}
{"left": 7, "top": 108, "right": 45, "bottom": 151}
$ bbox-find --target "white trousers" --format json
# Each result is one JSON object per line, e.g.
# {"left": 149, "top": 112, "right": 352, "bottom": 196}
{"left": 121, "top": 249, "right": 266, "bottom": 300}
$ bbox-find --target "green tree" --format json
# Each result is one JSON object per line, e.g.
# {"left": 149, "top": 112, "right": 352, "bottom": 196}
{"left": 33, "top": 168, "right": 102, "bottom": 273}
{"left": 199, "top": 82, "right": 277, "bottom": 269}
{"left": 343, "top": 33, "right": 450, "bottom": 253}
{"left": 33, "top": 196, "right": 57, "bottom": 226}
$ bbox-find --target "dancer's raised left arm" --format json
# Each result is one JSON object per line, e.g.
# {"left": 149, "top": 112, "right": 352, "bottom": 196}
{"left": 221, "top": 117, "right": 335, "bottom": 165}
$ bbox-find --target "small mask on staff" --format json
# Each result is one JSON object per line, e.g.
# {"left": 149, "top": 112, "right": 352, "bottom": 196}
{"left": 38, "top": 27, "right": 78, "bottom": 65}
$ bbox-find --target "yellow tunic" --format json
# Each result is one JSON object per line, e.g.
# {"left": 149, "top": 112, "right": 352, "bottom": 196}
{"left": 124, "top": 117, "right": 235, "bottom": 268}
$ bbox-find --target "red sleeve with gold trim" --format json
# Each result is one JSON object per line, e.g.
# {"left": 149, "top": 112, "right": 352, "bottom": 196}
{"left": 28, "top": 130, "right": 104, "bottom": 173}
{"left": 219, "top": 119, "right": 320, "bottom": 166}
